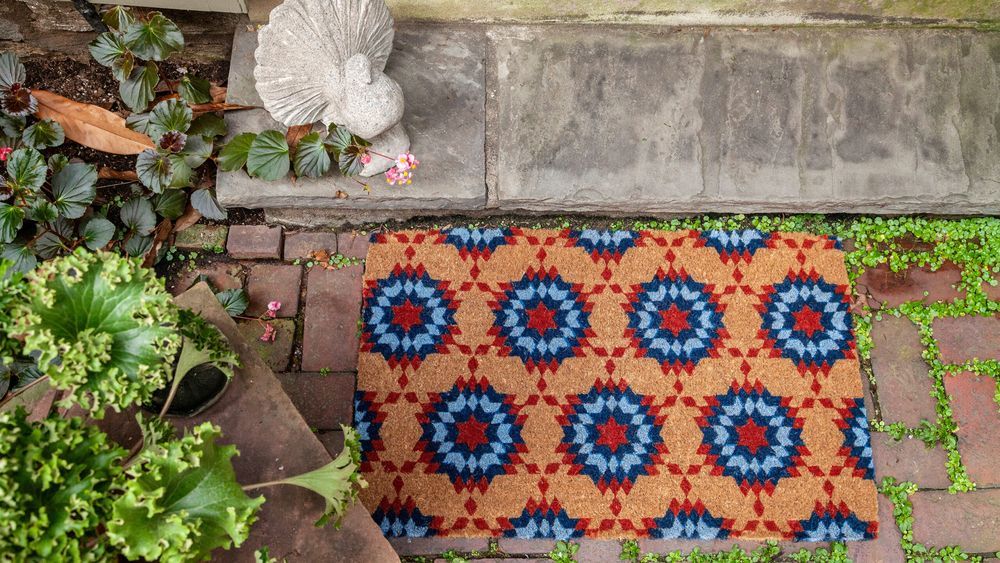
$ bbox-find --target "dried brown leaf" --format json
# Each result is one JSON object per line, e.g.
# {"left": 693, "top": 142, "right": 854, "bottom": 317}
{"left": 98, "top": 167, "right": 139, "bottom": 181}
{"left": 172, "top": 203, "right": 202, "bottom": 233}
{"left": 33, "top": 89, "right": 155, "bottom": 155}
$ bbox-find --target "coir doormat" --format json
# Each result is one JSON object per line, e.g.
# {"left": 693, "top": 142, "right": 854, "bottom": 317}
{"left": 355, "top": 228, "right": 877, "bottom": 541}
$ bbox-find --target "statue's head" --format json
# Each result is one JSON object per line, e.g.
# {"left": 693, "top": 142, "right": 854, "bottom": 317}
{"left": 328, "top": 53, "right": 404, "bottom": 139}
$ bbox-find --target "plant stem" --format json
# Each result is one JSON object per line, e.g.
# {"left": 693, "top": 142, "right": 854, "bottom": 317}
{"left": 158, "top": 373, "right": 183, "bottom": 418}
{"left": 241, "top": 479, "right": 285, "bottom": 492}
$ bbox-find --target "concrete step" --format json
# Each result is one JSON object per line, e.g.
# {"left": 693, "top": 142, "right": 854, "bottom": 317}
{"left": 217, "top": 23, "right": 1000, "bottom": 225}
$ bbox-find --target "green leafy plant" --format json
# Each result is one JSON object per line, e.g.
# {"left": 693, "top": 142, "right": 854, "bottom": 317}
{"left": 0, "top": 408, "right": 125, "bottom": 562}
{"left": 107, "top": 422, "right": 264, "bottom": 562}
{"left": 9, "top": 248, "right": 180, "bottom": 415}
{"left": 549, "top": 540, "right": 580, "bottom": 563}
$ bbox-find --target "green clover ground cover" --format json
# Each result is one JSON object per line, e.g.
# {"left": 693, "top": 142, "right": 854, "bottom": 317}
{"left": 393, "top": 215, "right": 999, "bottom": 563}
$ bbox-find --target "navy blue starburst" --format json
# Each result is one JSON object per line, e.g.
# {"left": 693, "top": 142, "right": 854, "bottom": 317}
{"left": 835, "top": 398, "right": 875, "bottom": 480}
{"left": 794, "top": 503, "right": 876, "bottom": 541}
{"left": 416, "top": 379, "right": 526, "bottom": 490}
{"left": 442, "top": 227, "right": 512, "bottom": 259}
{"left": 624, "top": 268, "right": 726, "bottom": 373}
{"left": 650, "top": 502, "right": 730, "bottom": 540}
{"left": 502, "top": 499, "right": 584, "bottom": 540}
{"left": 759, "top": 271, "right": 854, "bottom": 373}
{"left": 569, "top": 229, "right": 638, "bottom": 262}
{"left": 491, "top": 268, "right": 593, "bottom": 371}
{"left": 697, "top": 385, "right": 807, "bottom": 491}
{"left": 699, "top": 229, "right": 772, "bottom": 262}
{"left": 373, "top": 498, "right": 437, "bottom": 538}
{"left": 362, "top": 264, "right": 459, "bottom": 368}
{"left": 557, "top": 383, "right": 667, "bottom": 494}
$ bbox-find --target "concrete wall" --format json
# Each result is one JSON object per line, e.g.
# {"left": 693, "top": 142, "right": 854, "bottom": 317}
{"left": 248, "top": 0, "right": 1000, "bottom": 25}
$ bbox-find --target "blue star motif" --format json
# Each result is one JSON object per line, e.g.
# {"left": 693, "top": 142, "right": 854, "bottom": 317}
{"left": 362, "top": 265, "right": 458, "bottom": 367}
{"left": 650, "top": 504, "right": 730, "bottom": 540}
{"left": 837, "top": 398, "right": 875, "bottom": 480}
{"left": 417, "top": 380, "right": 525, "bottom": 489}
{"left": 558, "top": 384, "right": 666, "bottom": 493}
{"left": 699, "top": 229, "right": 772, "bottom": 261}
{"left": 760, "top": 272, "right": 854, "bottom": 372}
{"left": 698, "top": 385, "right": 806, "bottom": 491}
{"left": 624, "top": 269, "right": 726, "bottom": 373}
{"left": 503, "top": 501, "right": 583, "bottom": 540}
{"left": 570, "top": 229, "right": 638, "bottom": 262}
{"left": 372, "top": 498, "right": 436, "bottom": 538}
{"left": 491, "top": 268, "right": 592, "bottom": 370}
{"left": 353, "top": 391, "right": 384, "bottom": 464}
{"left": 442, "top": 227, "right": 511, "bottom": 259}
{"left": 795, "top": 506, "right": 876, "bottom": 541}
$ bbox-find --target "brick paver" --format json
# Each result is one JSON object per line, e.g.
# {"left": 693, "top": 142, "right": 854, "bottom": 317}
{"left": 276, "top": 372, "right": 355, "bottom": 431}
{"left": 848, "top": 494, "right": 904, "bottom": 562}
{"left": 933, "top": 315, "right": 1000, "bottom": 363}
{"left": 173, "top": 224, "right": 229, "bottom": 252}
{"left": 227, "top": 225, "right": 283, "bottom": 259}
{"left": 871, "top": 433, "right": 951, "bottom": 489}
{"left": 856, "top": 262, "right": 963, "bottom": 307}
{"left": 389, "top": 538, "right": 491, "bottom": 557}
{"left": 870, "top": 316, "right": 939, "bottom": 427}
{"left": 944, "top": 372, "right": 1000, "bottom": 487}
{"left": 236, "top": 319, "right": 295, "bottom": 372}
{"left": 337, "top": 232, "right": 370, "bottom": 259}
{"left": 301, "top": 266, "right": 364, "bottom": 372}
{"left": 169, "top": 261, "right": 244, "bottom": 296}
{"left": 911, "top": 488, "right": 1000, "bottom": 553}
{"left": 245, "top": 264, "right": 301, "bottom": 317}
{"left": 284, "top": 231, "right": 340, "bottom": 261}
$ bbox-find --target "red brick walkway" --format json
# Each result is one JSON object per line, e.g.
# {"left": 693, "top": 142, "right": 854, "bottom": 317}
{"left": 169, "top": 224, "right": 1000, "bottom": 562}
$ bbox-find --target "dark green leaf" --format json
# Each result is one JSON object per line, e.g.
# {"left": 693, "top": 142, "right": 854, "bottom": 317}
{"left": 120, "top": 197, "right": 156, "bottom": 236}
{"left": 147, "top": 99, "right": 192, "bottom": 139}
{"left": 102, "top": 5, "right": 135, "bottom": 31}
{"left": 1, "top": 243, "right": 35, "bottom": 273}
{"left": 124, "top": 234, "right": 153, "bottom": 257}
{"left": 47, "top": 153, "right": 68, "bottom": 174}
{"left": 111, "top": 52, "right": 136, "bottom": 83}
{"left": 126, "top": 112, "right": 151, "bottom": 135}
{"left": 4, "top": 148, "right": 46, "bottom": 192}
{"left": 338, "top": 144, "right": 367, "bottom": 176}
{"left": 246, "top": 130, "right": 289, "bottom": 181}
{"left": 123, "top": 13, "right": 184, "bottom": 61}
{"left": 81, "top": 217, "right": 116, "bottom": 250}
{"left": 151, "top": 190, "right": 186, "bottom": 219}
{"left": 215, "top": 288, "right": 248, "bottom": 316}
{"left": 51, "top": 163, "right": 97, "bottom": 219}
{"left": 181, "top": 134, "right": 212, "bottom": 168}
{"left": 177, "top": 75, "right": 212, "bottom": 104}
{"left": 22, "top": 119, "right": 64, "bottom": 149}
{"left": 119, "top": 62, "right": 158, "bottom": 113}
{"left": 191, "top": 188, "right": 227, "bottom": 221}
{"left": 0, "top": 52, "right": 25, "bottom": 90}
{"left": 0, "top": 203, "right": 24, "bottom": 243}
{"left": 26, "top": 199, "right": 57, "bottom": 223}
{"left": 217, "top": 132, "right": 255, "bottom": 172}
{"left": 293, "top": 131, "right": 331, "bottom": 178}
{"left": 0, "top": 113, "right": 24, "bottom": 137}
{"left": 135, "top": 149, "right": 170, "bottom": 192}
{"left": 33, "top": 229, "right": 65, "bottom": 260}
{"left": 167, "top": 154, "right": 193, "bottom": 188}
{"left": 188, "top": 113, "right": 227, "bottom": 139}
{"left": 89, "top": 32, "right": 128, "bottom": 68}
{"left": 327, "top": 124, "right": 353, "bottom": 153}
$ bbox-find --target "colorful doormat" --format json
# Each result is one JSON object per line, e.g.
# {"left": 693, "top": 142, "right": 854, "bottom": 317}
{"left": 355, "top": 228, "right": 877, "bottom": 541}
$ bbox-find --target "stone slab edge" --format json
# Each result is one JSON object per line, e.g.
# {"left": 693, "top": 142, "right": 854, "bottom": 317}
{"left": 174, "top": 283, "right": 398, "bottom": 563}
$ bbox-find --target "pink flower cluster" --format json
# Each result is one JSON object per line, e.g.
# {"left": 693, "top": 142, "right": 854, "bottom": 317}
{"left": 260, "top": 301, "right": 282, "bottom": 342}
{"left": 385, "top": 152, "right": 419, "bottom": 186}
{"left": 0, "top": 147, "right": 12, "bottom": 162}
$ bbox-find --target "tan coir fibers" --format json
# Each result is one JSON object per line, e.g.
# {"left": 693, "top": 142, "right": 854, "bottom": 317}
{"left": 354, "top": 228, "right": 877, "bottom": 541}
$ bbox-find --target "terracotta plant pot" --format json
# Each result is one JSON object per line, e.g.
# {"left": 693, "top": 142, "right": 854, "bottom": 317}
{"left": 145, "top": 363, "right": 230, "bottom": 417}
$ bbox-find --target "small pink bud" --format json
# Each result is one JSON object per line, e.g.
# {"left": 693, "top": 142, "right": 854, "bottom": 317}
{"left": 260, "top": 323, "right": 277, "bottom": 342}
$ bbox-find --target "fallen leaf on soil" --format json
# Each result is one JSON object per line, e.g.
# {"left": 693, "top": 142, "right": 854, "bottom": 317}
{"left": 285, "top": 124, "right": 312, "bottom": 151}
{"left": 33, "top": 89, "right": 155, "bottom": 155}
{"left": 143, "top": 218, "right": 173, "bottom": 268}
{"left": 189, "top": 102, "right": 256, "bottom": 114}
{"left": 98, "top": 167, "right": 139, "bottom": 181}
{"left": 172, "top": 204, "right": 202, "bottom": 233}
{"left": 210, "top": 85, "right": 227, "bottom": 103}
{"left": 307, "top": 249, "right": 338, "bottom": 270}
{"left": 335, "top": 190, "right": 348, "bottom": 199}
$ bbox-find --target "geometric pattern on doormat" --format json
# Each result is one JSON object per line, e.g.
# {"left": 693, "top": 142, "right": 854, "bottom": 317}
{"left": 356, "top": 228, "right": 877, "bottom": 541}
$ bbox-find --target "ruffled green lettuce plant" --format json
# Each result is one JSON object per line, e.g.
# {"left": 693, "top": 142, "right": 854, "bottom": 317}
{"left": 0, "top": 249, "right": 367, "bottom": 559}
{"left": 9, "top": 248, "right": 180, "bottom": 415}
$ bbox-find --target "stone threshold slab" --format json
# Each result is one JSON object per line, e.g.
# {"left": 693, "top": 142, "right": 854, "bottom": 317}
{"left": 218, "top": 23, "right": 486, "bottom": 211}
{"left": 219, "top": 22, "right": 1000, "bottom": 221}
